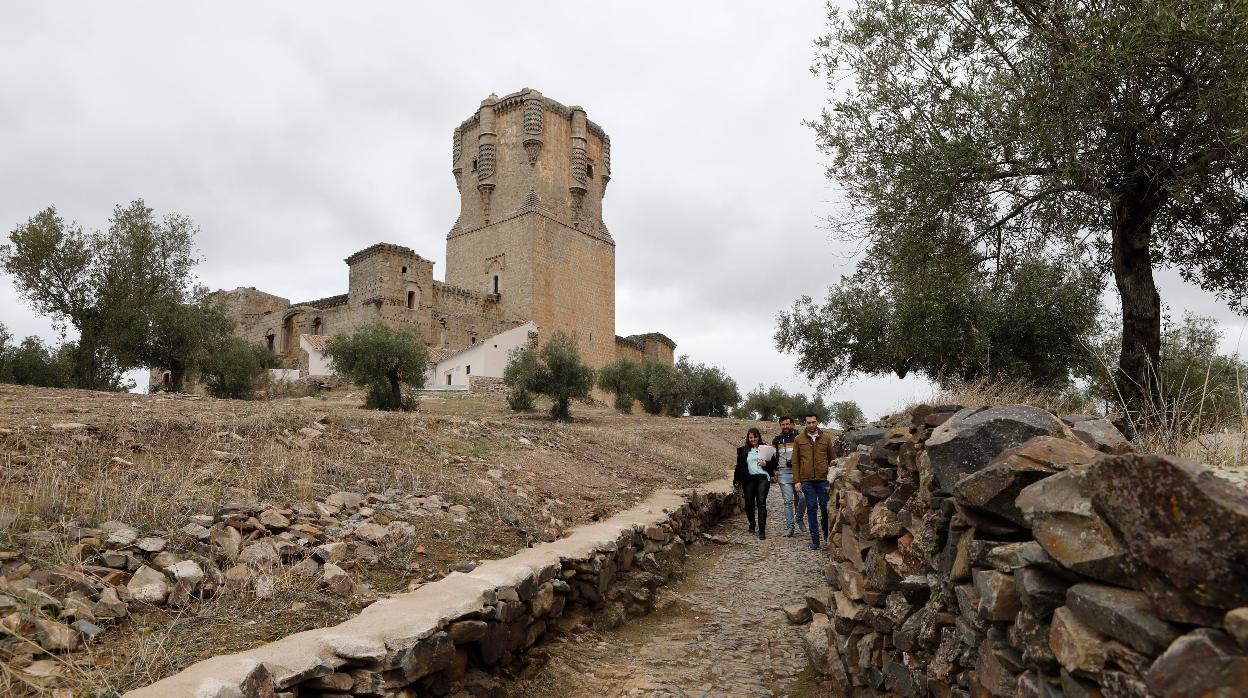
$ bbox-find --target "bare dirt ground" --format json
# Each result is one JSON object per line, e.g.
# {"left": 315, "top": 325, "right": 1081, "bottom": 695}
{"left": 507, "top": 492, "right": 832, "bottom": 698}
{"left": 0, "top": 384, "right": 762, "bottom": 696}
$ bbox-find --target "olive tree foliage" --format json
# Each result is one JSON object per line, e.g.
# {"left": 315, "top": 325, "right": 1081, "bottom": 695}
{"left": 637, "top": 359, "right": 688, "bottom": 417}
{"left": 597, "top": 358, "right": 646, "bottom": 413}
{"left": 503, "top": 332, "right": 595, "bottom": 421}
{"left": 830, "top": 400, "right": 866, "bottom": 429}
{"left": 325, "top": 323, "right": 428, "bottom": 410}
{"left": 0, "top": 323, "right": 74, "bottom": 388}
{"left": 734, "top": 385, "right": 829, "bottom": 423}
{"left": 200, "top": 336, "right": 278, "bottom": 400}
{"left": 142, "top": 289, "right": 235, "bottom": 392}
{"left": 1086, "top": 311, "right": 1246, "bottom": 429}
{"left": 678, "top": 357, "right": 742, "bottom": 417}
{"left": 811, "top": 0, "right": 1248, "bottom": 409}
{"left": 1, "top": 202, "right": 203, "bottom": 390}
{"left": 777, "top": 256, "right": 1103, "bottom": 389}
{"left": 503, "top": 345, "right": 540, "bottom": 411}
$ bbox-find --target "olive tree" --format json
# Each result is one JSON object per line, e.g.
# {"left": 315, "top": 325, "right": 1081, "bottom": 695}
{"left": 811, "top": 0, "right": 1248, "bottom": 409}
{"left": 2, "top": 201, "right": 203, "bottom": 390}
{"left": 503, "top": 332, "right": 594, "bottom": 421}
{"left": 325, "top": 324, "right": 427, "bottom": 410}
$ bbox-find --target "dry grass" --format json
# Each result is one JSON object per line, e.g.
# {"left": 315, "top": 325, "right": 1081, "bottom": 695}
{"left": 0, "top": 384, "right": 764, "bottom": 695}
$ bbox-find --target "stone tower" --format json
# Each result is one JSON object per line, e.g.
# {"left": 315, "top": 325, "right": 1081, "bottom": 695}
{"left": 445, "top": 88, "right": 616, "bottom": 369}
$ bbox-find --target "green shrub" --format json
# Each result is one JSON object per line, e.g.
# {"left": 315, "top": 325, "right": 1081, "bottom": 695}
{"left": 324, "top": 324, "right": 427, "bottom": 411}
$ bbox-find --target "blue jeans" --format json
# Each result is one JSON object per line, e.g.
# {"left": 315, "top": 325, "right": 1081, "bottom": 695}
{"left": 802, "top": 480, "right": 830, "bottom": 546}
{"left": 777, "top": 472, "right": 806, "bottom": 532}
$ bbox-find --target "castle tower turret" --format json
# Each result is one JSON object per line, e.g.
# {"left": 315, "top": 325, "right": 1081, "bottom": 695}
{"left": 445, "top": 88, "right": 616, "bottom": 369}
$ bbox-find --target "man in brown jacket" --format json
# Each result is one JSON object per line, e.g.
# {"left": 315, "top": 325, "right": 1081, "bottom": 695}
{"left": 793, "top": 413, "right": 835, "bottom": 550}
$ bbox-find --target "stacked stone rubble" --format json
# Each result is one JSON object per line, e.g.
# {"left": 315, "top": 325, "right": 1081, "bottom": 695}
{"left": 125, "top": 481, "right": 739, "bottom": 697}
{"left": 797, "top": 403, "right": 1248, "bottom": 697}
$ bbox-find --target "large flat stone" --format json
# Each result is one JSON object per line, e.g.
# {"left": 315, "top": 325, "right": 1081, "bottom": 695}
{"left": 1017, "top": 465, "right": 1131, "bottom": 585}
{"left": 1146, "top": 628, "right": 1248, "bottom": 698}
{"left": 925, "top": 405, "right": 1070, "bottom": 494}
{"left": 954, "top": 436, "right": 1100, "bottom": 524}
{"left": 1087, "top": 453, "right": 1248, "bottom": 625}
{"left": 1066, "top": 582, "right": 1178, "bottom": 656}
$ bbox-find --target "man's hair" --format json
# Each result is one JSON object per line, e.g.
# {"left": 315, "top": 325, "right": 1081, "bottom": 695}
{"left": 804, "top": 413, "right": 820, "bottom": 422}
{"left": 778, "top": 415, "right": 793, "bottom": 423}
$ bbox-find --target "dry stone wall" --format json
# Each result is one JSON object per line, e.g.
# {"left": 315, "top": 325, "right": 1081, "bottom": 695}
{"left": 795, "top": 403, "right": 1248, "bottom": 697}
{"left": 126, "top": 480, "right": 739, "bottom": 697}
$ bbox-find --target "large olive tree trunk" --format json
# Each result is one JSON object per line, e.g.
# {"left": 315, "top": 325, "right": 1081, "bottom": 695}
{"left": 1110, "top": 176, "right": 1165, "bottom": 415}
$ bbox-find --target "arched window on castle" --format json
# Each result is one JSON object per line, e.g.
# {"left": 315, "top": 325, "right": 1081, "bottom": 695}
{"left": 586, "top": 163, "right": 594, "bottom": 179}
{"left": 311, "top": 317, "right": 322, "bottom": 335}
{"left": 492, "top": 275, "right": 500, "bottom": 295}
{"left": 407, "top": 291, "right": 416, "bottom": 309}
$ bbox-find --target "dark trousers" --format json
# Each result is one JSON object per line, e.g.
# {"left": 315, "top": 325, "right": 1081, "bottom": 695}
{"left": 743, "top": 476, "right": 770, "bottom": 534}
{"left": 802, "top": 480, "right": 830, "bottom": 546}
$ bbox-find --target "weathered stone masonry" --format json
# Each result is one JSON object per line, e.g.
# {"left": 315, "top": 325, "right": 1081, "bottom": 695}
{"left": 126, "top": 480, "right": 739, "bottom": 697}
{"left": 794, "top": 403, "right": 1248, "bottom": 697}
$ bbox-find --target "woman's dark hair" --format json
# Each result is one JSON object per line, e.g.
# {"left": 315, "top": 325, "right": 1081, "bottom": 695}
{"left": 744, "top": 427, "right": 762, "bottom": 449}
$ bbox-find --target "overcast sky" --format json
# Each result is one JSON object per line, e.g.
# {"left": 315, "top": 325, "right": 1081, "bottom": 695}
{"left": 1, "top": 2, "right": 1244, "bottom": 418}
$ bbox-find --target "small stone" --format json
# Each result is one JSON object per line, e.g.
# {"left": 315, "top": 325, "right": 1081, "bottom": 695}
{"left": 1226, "top": 607, "right": 1248, "bottom": 649}
{"left": 1049, "top": 605, "right": 1107, "bottom": 674}
{"left": 291, "top": 557, "right": 320, "bottom": 577}
{"left": 93, "top": 587, "right": 128, "bottom": 618}
{"left": 209, "top": 525, "right": 243, "bottom": 561}
{"left": 240, "top": 541, "right": 279, "bottom": 569}
{"left": 254, "top": 574, "right": 275, "bottom": 599}
{"left": 326, "top": 491, "right": 364, "bottom": 509}
{"left": 973, "top": 569, "right": 1020, "bottom": 622}
{"left": 223, "top": 564, "right": 252, "bottom": 590}
{"left": 135, "top": 537, "right": 167, "bottom": 553}
{"left": 70, "top": 619, "right": 103, "bottom": 640}
{"left": 322, "top": 563, "right": 352, "bottom": 595}
{"left": 127, "top": 565, "right": 170, "bottom": 604}
{"left": 34, "top": 617, "right": 79, "bottom": 651}
{"left": 151, "top": 551, "right": 183, "bottom": 570}
{"left": 105, "top": 527, "right": 139, "bottom": 547}
{"left": 1015, "top": 567, "right": 1069, "bottom": 617}
{"left": 314, "top": 542, "right": 348, "bottom": 564}
{"left": 1069, "top": 418, "right": 1131, "bottom": 455}
{"left": 449, "top": 504, "right": 470, "bottom": 518}
{"left": 168, "top": 560, "right": 205, "bottom": 585}
{"left": 259, "top": 510, "right": 290, "bottom": 529}
{"left": 354, "top": 522, "right": 391, "bottom": 543}
{"left": 180, "top": 522, "right": 211, "bottom": 540}
{"left": 784, "top": 603, "right": 813, "bottom": 624}
{"left": 167, "top": 578, "right": 195, "bottom": 607}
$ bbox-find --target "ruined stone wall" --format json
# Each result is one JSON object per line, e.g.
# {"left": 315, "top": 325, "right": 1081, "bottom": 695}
{"left": 794, "top": 404, "right": 1248, "bottom": 697}
{"left": 126, "top": 480, "right": 740, "bottom": 698}
{"left": 616, "top": 337, "right": 646, "bottom": 364}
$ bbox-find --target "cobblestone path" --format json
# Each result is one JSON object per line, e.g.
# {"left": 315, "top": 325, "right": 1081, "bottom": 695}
{"left": 509, "top": 489, "right": 832, "bottom": 697}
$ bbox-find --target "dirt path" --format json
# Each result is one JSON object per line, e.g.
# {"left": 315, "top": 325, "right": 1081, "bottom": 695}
{"left": 509, "top": 489, "right": 832, "bottom": 697}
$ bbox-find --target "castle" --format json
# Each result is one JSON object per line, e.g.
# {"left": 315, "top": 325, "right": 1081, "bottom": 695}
{"left": 215, "top": 88, "right": 675, "bottom": 382}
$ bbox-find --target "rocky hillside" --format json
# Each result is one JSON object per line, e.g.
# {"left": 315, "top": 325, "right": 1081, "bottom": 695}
{"left": 0, "top": 384, "right": 758, "bottom": 696}
{"left": 795, "top": 403, "right": 1248, "bottom": 697}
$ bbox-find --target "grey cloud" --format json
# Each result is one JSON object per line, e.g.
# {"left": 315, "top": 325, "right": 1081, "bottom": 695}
{"left": 1, "top": 1, "right": 1241, "bottom": 416}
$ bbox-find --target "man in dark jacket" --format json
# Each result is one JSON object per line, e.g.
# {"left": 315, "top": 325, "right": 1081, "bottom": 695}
{"left": 792, "top": 413, "right": 836, "bottom": 550}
